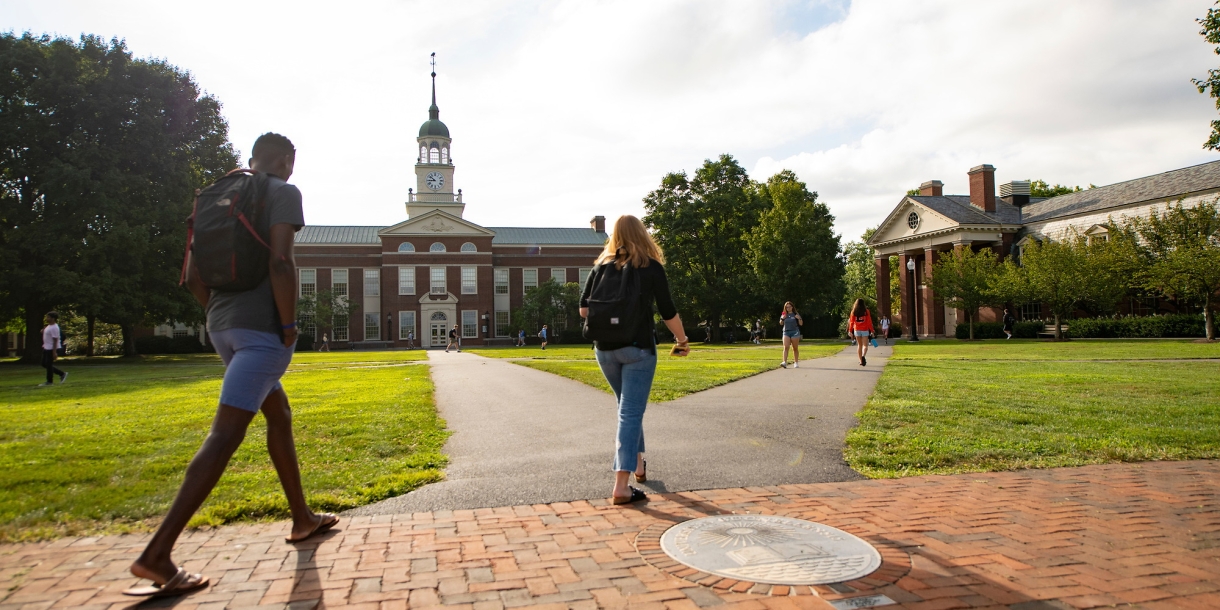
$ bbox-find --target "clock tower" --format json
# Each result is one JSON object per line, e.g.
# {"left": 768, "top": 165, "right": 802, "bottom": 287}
{"left": 408, "top": 59, "right": 464, "bottom": 218}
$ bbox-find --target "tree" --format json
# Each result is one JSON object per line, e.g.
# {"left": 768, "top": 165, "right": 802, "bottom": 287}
{"left": 1194, "top": 1, "right": 1220, "bottom": 150}
{"left": 1129, "top": 200, "right": 1220, "bottom": 340}
{"left": 0, "top": 33, "right": 237, "bottom": 360}
{"left": 1029, "top": 180, "right": 1084, "bottom": 198}
{"left": 746, "top": 171, "right": 844, "bottom": 335}
{"left": 512, "top": 279, "right": 580, "bottom": 339}
{"left": 297, "top": 289, "right": 353, "bottom": 342}
{"left": 643, "top": 154, "right": 768, "bottom": 339}
{"left": 929, "top": 247, "right": 1002, "bottom": 340}
{"left": 841, "top": 227, "right": 897, "bottom": 332}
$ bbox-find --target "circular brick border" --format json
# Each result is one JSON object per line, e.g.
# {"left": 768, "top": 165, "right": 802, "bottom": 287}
{"left": 634, "top": 519, "right": 911, "bottom": 597}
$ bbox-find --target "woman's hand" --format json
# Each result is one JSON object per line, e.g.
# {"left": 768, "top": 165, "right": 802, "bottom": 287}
{"left": 671, "top": 337, "right": 690, "bottom": 357}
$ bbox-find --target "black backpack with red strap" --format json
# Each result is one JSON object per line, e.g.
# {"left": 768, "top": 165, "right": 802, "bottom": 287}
{"left": 180, "top": 168, "right": 272, "bottom": 292}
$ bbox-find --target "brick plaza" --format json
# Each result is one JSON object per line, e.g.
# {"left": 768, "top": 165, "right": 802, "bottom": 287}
{"left": 1, "top": 460, "right": 1216, "bottom": 610}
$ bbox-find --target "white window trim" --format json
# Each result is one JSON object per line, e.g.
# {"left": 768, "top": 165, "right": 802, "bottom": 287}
{"left": 551, "top": 268, "right": 567, "bottom": 285}
{"left": 364, "top": 269, "right": 380, "bottom": 297}
{"left": 399, "top": 311, "right": 416, "bottom": 340}
{"left": 461, "top": 266, "right": 477, "bottom": 295}
{"left": 399, "top": 266, "right": 415, "bottom": 295}
{"left": 494, "top": 310, "right": 510, "bottom": 338}
{"left": 430, "top": 266, "right": 447, "bottom": 295}
{"left": 364, "top": 313, "right": 381, "bottom": 341}
{"left": 299, "top": 269, "right": 317, "bottom": 299}
{"left": 523, "top": 268, "right": 538, "bottom": 293}
{"left": 461, "top": 310, "right": 478, "bottom": 339}
{"left": 494, "top": 268, "right": 509, "bottom": 295}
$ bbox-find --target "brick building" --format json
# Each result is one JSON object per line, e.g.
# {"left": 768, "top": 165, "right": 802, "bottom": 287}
{"left": 292, "top": 73, "right": 608, "bottom": 348}
{"left": 867, "top": 160, "right": 1220, "bottom": 337}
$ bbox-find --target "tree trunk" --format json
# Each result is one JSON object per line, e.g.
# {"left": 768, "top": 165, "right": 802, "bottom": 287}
{"left": 20, "top": 305, "right": 44, "bottom": 364}
{"left": 86, "top": 315, "right": 96, "bottom": 357}
{"left": 1054, "top": 314, "right": 1062, "bottom": 341}
{"left": 968, "top": 311, "right": 975, "bottom": 340}
{"left": 1206, "top": 294, "right": 1215, "bottom": 341}
{"left": 121, "top": 323, "right": 138, "bottom": 357}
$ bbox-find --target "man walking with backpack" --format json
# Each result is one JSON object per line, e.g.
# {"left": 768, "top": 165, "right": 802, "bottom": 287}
{"left": 125, "top": 134, "right": 337, "bottom": 599}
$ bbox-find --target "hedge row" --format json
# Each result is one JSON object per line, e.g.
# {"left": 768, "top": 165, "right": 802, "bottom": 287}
{"left": 134, "top": 335, "right": 209, "bottom": 354}
{"left": 954, "top": 314, "right": 1205, "bottom": 340}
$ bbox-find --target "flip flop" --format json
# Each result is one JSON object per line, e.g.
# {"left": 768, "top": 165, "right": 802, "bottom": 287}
{"left": 122, "top": 567, "right": 209, "bottom": 598}
{"left": 286, "top": 513, "right": 340, "bottom": 543}
{"left": 611, "top": 486, "right": 647, "bottom": 505}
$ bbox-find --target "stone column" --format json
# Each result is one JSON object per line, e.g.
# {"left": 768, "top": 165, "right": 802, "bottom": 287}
{"left": 874, "top": 256, "right": 892, "bottom": 319}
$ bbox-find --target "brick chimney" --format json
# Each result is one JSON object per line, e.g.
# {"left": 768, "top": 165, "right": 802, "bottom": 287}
{"left": 968, "top": 164, "right": 996, "bottom": 212}
{"left": 590, "top": 215, "right": 606, "bottom": 233}
{"left": 918, "top": 180, "right": 943, "bottom": 196}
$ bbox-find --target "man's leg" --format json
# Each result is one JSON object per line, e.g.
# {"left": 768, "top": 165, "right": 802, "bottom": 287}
{"left": 260, "top": 387, "right": 329, "bottom": 540}
{"left": 131, "top": 405, "right": 256, "bottom": 584}
{"left": 42, "top": 351, "right": 54, "bottom": 384}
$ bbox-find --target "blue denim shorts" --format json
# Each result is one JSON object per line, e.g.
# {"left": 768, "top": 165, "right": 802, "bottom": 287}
{"left": 853, "top": 330, "right": 871, "bottom": 337}
{"left": 209, "top": 328, "right": 295, "bottom": 412}
{"left": 783, "top": 331, "right": 801, "bottom": 339}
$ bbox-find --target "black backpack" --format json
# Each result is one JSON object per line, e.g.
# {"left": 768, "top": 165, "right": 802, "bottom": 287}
{"left": 180, "top": 169, "right": 272, "bottom": 292}
{"left": 582, "top": 260, "right": 642, "bottom": 344}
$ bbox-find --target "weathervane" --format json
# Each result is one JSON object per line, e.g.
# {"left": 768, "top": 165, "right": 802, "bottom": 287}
{"left": 430, "top": 52, "right": 436, "bottom": 78}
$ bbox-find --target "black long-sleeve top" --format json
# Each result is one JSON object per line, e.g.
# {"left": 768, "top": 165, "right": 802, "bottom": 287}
{"left": 580, "top": 259, "right": 678, "bottom": 353}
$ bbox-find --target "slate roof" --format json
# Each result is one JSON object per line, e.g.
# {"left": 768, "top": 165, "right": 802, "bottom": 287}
{"left": 488, "top": 228, "right": 608, "bottom": 245}
{"left": 1020, "top": 160, "right": 1220, "bottom": 223}
{"left": 295, "top": 226, "right": 382, "bottom": 244}
{"left": 907, "top": 195, "right": 1023, "bottom": 225}
{"left": 295, "top": 225, "right": 607, "bottom": 246}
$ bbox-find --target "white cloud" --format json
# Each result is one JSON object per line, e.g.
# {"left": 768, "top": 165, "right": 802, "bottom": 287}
{"left": 3, "top": 0, "right": 1217, "bottom": 242}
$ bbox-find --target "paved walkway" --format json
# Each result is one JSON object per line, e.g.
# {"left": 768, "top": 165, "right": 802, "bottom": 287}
{"left": 2, "top": 460, "right": 1216, "bottom": 609}
{"left": 350, "top": 345, "right": 889, "bottom": 515}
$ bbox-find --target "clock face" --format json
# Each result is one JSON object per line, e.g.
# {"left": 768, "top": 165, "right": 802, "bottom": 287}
{"left": 426, "top": 171, "right": 445, "bottom": 191}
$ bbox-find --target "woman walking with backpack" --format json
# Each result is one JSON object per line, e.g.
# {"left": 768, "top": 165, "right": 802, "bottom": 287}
{"left": 581, "top": 215, "right": 689, "bottom": 505}
{"left": 848, "top": 298, "right": 875, "bottom": 366}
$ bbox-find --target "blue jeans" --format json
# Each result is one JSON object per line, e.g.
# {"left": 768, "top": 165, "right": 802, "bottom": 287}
{"left": 594, "top": 345, "right": 656, "bottom": 473}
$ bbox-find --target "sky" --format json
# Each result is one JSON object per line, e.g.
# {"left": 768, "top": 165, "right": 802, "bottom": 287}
{"left": 4, "top": 0, "right": 1219, "bottom": 243}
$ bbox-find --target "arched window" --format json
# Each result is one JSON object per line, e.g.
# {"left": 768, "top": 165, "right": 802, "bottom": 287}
{"left": 441, "top": 148, "right": 449, "bottom": 164}
{"left": 398, "top": 242, "right": 415, "bottom": 252}
{"left": 429, "top": 145, "right": 440, "bottom": 164}
{"left": 460, "top": 242, "right": 477, "bottom": 252}
{"left": 430, "top": 242, "right": 446, "bottom": 252}
{"left": 419, "top": 145, "right": 427, "bottom": 162}
{"left": 430, "top": 311, "right": 447, "bottom": 322}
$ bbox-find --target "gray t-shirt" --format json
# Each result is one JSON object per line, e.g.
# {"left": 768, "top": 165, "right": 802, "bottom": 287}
{"left": 206, "top": 176, "right": 305, "bottom": 335}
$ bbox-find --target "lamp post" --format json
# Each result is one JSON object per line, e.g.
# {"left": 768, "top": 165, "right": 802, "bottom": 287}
{"left": 907, "top": 257, "right": 919, "bottom": 342}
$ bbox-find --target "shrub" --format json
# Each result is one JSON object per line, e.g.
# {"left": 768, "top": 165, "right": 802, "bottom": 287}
{"left": 1066, "top": 314, "right": 1204, "bottom": 338}
{"left": 296, "top": 334, "right": 314, "bottom": 352}
{"left": 954, "top": 320, "right": 1053, "bottom": 339}
{"left": 134, "top": 335, "right": 205, "bottom": 354}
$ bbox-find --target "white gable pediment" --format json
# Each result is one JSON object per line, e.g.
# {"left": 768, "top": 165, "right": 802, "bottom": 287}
{"left": 380, "top": 210, "right": 494, "bottom": 237}
{"left": 870, "top": 198, "right": 959, "bottom": 245}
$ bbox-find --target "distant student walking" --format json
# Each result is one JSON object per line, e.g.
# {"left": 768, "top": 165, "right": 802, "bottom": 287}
{"left": 848, "top": 299, "right": 875, "bottom": 366}
{"left": 318, "top": 333, "right": 330, "bottom": 352}
{"left": 517, "top": 329, "right": 525, "bottom": 347}
{"left": 879, "top": 316, "right": 890, "bottom": 345}
{"left": 447, "top": 324, "right": 460, "bottom": 352}
{"left": 38, "top": 311, "right": 66, "bottom": 387}
{"left": 581, "top": 215, "right": 689, "bottom": 505}
{"left": 539, "top": 325, "right": 548, "bottom": 350}
{"left": 1003, "top": 308, "right": 1015, "bottom": 340}
{"left": 779, "top": 302, "right": 802, "bottom": 368}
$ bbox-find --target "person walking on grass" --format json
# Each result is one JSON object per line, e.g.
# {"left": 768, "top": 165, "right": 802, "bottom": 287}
{"left": 447, "top": 324, "right": 460, "bottom": 352}
{"left": 848, "top": 298, "right": 875, "bottom": 366}
{"left": 318, "top": 333, "right": 330, "bottom": 352}
{"left": 539, "top": 324, "right": 548, "bottom": 350}
{"left": 581, "top": 215, "right": 689, "bottom": 506}
{"left": 517, "top": 329, "right": 525, "bottom": 347}
{"left": 124, "top": 134, "right": 336, "bottom": 600}
{"left": 38, "top": 311, "right": 66, "bottom": 387}
{"left": 407, "top": 330, "right": 415, "bottom": 349}
{"left": 879, "top": 315, "right": 890, "bottom": 345}
{"left": 1003, "top": 308, "right": 1015, "bottom": 340}
{"left": 779, "top": 302, "right": 803, "bottom": 368}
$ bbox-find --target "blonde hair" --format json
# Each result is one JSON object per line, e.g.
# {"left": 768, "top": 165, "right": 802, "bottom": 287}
{"left": 595, "top": 215, "right": 665, "bottom": 269}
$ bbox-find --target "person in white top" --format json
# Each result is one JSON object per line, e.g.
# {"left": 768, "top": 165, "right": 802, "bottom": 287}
{"left": 39, "top": 311, "right": 67, "bottom": 387}
{"left": 879, "top": 316, "right": 891, "bottom": 345}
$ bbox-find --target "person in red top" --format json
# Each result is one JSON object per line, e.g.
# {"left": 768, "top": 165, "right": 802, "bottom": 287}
{"left": 847, "top": 298, "right": 875, "bottom": 366}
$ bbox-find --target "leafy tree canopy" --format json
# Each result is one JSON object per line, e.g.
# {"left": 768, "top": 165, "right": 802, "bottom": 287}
{"left": 0, "top": 33, "right": 238, "bottom": 360}
{"left": 1029, "top": 179, "right": 1084, "bottom": 198}
{"left": 1194, "top": 1, "right": 1220, "bottom": 150}
{"left": 1127, "top": 200, "right": 1220, "bottom": 339}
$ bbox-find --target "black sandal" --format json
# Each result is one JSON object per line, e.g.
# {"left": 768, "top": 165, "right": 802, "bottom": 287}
{"left": 611, "top": 486, "right": 647, "bottom": 505}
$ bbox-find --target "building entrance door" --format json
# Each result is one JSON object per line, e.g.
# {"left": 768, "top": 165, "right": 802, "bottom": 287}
{"left": 430, "top": 323, "right": 447, "bottom": 347}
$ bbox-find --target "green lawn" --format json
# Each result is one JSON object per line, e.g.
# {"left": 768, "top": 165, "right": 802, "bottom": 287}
{"left": 0, "top": 350, "right": 446, "bottom": 541}
{"left": 845, "top": 339, "right": 1220, "bottom": 478}
{"left": 468, "top": 341, "right": 845, "bottom": 402}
